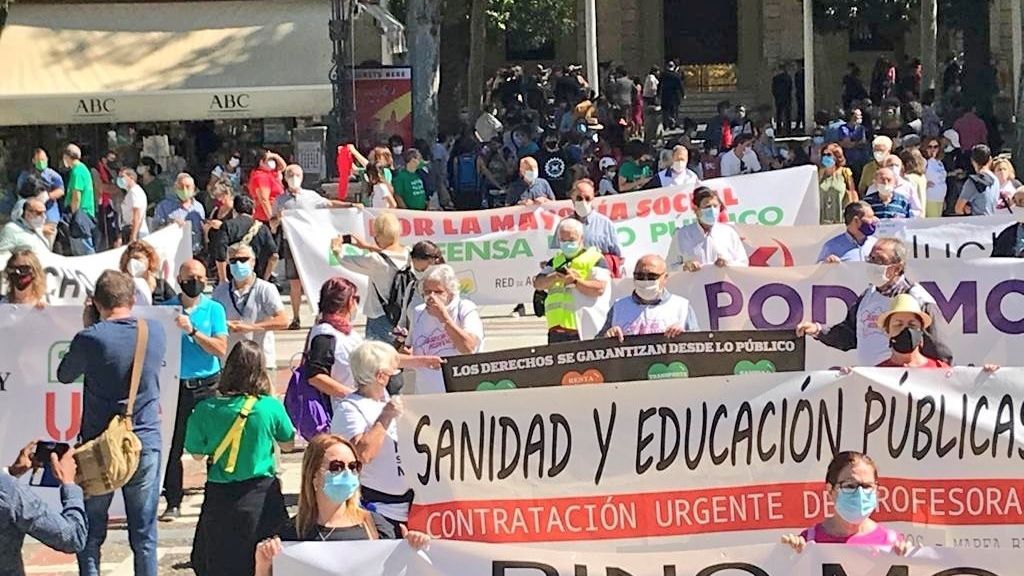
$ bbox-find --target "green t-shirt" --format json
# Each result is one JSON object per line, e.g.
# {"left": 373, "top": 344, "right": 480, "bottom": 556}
{"left": 618, "top": 160, "right": 652, "bottom": 183}
{"left": 65, "top": 162, "right": 95, "bottom": 217}
{"left": 392, "top": 169, "right": 427, "bottom": 210}
{"left": 184, "top": 395, "right": 295, "bottom": 483}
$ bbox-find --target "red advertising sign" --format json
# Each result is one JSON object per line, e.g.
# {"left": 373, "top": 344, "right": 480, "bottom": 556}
{"left": 353, "top": 67, "right": 413, "bottom": 150}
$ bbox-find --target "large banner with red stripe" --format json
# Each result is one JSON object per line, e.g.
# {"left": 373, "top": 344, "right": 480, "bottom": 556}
{"left": 397, "top": 368, "right": 1024, "bottom": 550}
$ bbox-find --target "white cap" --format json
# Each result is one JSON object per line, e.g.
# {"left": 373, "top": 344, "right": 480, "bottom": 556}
{"left": 942, "top": 129, "right": 961, "bottom": 150}
{"left": 599, "top": 156, "right": 617, "bottom": 170}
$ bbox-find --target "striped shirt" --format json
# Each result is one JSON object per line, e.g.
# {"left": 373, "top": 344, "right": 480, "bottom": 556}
{"left": 863, "top": 192, "right": 912, "bottom": 219}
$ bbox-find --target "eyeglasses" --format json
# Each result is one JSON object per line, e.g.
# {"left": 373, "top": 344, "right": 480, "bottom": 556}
{"left": 324, "top": 459, "right": 362, "bottom": 474}
{"left": 633, "top": 272, "right": 663, "bottom": 281}
{"left": 836, "top": 481, "right": 877, "bottom": 494}
{"left": 228, "top": 257, "right": 251, "bottom": 264}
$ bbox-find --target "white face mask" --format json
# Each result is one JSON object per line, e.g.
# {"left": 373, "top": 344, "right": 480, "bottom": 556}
{"left": 286, "top": 176, "right": 302, "bottom": 190}
{"left": 392, "top": 146, "right": 404, "bottom": 155}
{"left": 573, "top": 199, "right": 593, "bottom": 218}
{"left": 411, "top": 267, "right": 427, "bottom": 280}
{"left": 708, "top": 149, "right": 719, "bottom": 157}
{"left": 671, "top": 160, "right": 687, "bottom": 173}
{"left": 633, "top": 279, "right": 662, "bottom": 301}
{"left": 128, "top": 258, "right": 149, "bottom": 278}
{"left": 873, "top": 151, "right": 888, "bottom": 164}
{"left": 866, "top": 263, "right": 891, "bottom": 287}
{"left": 228, "top": 157, "right": 240, "bottom": 168}
{"left": 266, "top": 159, "right": 277, "bottom": 171}
{"left": 26, "top": 215, "right": 45, "bottom": 230}
{"left": 876, "top": 183, "right": 894, "bottom": 197}
{"left": 523, "top": 170, "right": 538, "bottom": 183}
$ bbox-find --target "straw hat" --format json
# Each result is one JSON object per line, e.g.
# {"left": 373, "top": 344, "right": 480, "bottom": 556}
{"left": 876, "top": 294, "right": 932, "bottom": 331}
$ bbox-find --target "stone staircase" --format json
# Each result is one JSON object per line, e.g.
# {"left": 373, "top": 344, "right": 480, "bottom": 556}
{"left": 676, "top": 89, "right": 758, "bottom": 126}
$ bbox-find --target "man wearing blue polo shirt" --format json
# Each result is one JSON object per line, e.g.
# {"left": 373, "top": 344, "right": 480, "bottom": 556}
{"left": 817, "top": 201, "right": 879, "bottom": 263}
{"left": 159, "top": 259, "right": 228, "bottom": 522}
{"left": 16, "top": 148, "right": 64, "bottom": 223}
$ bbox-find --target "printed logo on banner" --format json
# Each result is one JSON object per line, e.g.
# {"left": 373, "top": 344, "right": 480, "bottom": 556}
{"left": 476, "top": 380, "right": 516, "bottom": 392}
{"left": 560, "top": 369, "right": 604, "bottom": 385}
{"left": 456, "top": 270, "right": 477, "bottom": 296}
{"left": 744, "top": 238, "right": 796, "bottom": 267}
{"left": 734, "top": 359, "right": 777, "bottom": 374}
{"left": 48, "top": 342, "right": 80, "bottom": 383}
{"left": 646, "top": 362, "right": 689, "bottom": 379}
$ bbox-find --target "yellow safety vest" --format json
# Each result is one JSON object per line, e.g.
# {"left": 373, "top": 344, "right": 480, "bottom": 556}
{"left": 544, "top": 247, "right": 603, "bottom": 331}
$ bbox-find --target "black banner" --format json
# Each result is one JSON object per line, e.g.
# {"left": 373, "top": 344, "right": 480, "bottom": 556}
{"left": 442, "top": 330, "right": 805, "bottom": 393}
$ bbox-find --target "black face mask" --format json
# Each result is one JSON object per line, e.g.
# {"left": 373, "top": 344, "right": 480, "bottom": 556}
{"left": 179, "top": 278, "right": 204, "bottom": 299}
{"left": 890, "top": 327, "right": 924, "bottom": 354}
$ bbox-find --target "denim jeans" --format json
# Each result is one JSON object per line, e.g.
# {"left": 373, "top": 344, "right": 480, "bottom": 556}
{"left": 69, "top": 236, "right": 95, "bottom": 256}
{"left": 78, "top": 447, "right": 161, "bottom": 576}
{"left": 365, "top": 314, "right": 395, "bottom": 344}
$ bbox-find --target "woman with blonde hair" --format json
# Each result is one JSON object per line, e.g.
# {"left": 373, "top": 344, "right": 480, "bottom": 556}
{"left": 992, "top": 158, "right": 1021, "bottom": 211}
{"left": 1, "top": 247, "right": 47, "bottom": 307}
{"left": 253, "top": 434, "right": 429, "bottom": 576}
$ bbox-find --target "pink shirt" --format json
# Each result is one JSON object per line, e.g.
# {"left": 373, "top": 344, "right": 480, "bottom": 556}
{"left": 800, "top": 523, "right": 902, "bottom": 546}
{"left": 953, "top": 113, "right": 988, "bottom": 151}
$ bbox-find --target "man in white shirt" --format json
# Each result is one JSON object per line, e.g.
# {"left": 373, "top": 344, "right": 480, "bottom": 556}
{"left": 601, "top": 254, "right": 699, "bottom": 340}
{"left": 274, "top": 164, "right": 359, "bottom": 329}
{"left": 474, "top": 104, "right": 503, "bottom": 143}
{"left": 666, "top": 186, "right": 749, "bottom": 272}
{"left": 718, "top": 134, "right": 762, "bottom": 177}
{"left": 211, "top": 244, "right": 289, "bottom": 376}
{"left": 117, "top": 167, "right": 149, "bottom": 243}
{"left": 657, "top": 145, "right": 701, "bottom": 188}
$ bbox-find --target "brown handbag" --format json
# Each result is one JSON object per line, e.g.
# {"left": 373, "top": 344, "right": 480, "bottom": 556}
{"left": 73, "top": 319, "right": 148, "bottom": 497}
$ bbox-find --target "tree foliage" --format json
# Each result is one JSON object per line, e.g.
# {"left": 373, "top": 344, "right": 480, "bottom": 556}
{"left": 486, "top": 0, "right": 576, "bottom": 42}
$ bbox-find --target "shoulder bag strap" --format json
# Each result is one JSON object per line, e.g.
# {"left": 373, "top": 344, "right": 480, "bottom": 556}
{"left": 212, "top": 396, "right": 260, "bottom": 474}
{"left": 125, "top": 319, "right": 149, "bottom": 419}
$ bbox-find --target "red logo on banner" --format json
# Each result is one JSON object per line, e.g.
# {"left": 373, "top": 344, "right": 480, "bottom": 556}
{"left": 45, "top": 391, "right": 82, "bottom": 441}
{"left": 747, "top": 239, "right": 795, "bottom": 267}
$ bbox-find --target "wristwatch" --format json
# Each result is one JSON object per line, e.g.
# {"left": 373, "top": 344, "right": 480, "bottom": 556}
{"left": 189, "top": 327, "right": 198, "bottom": 337}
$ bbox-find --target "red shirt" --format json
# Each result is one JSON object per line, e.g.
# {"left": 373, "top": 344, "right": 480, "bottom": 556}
{"left": 248, "top": 167, "right": 284, "bottom": 222}
{"left": 876, "top": 357, "right": 950, "bottom": 368}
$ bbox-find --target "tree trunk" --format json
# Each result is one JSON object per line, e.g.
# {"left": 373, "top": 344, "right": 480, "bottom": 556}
{"left": 1014, "top": 54, "right": 1024, "bottom": 176}
{"left": 406, "top": 0, "right": 442, "bottom": 143}
{"left": 466, "top": 0, "right": 487, "bottom": 114}
{"left": 960, "top": 0, "right": 993, "bottom": 114}
{"left": 920, "top": 0, "right": 938, "bottom": 92}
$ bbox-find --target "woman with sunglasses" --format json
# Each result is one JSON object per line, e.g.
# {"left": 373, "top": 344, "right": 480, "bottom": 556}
{"left": 1, "top": 248, "right": 48, "bottom": 307}
{"left": 781, "top": 451, "right": 909, "bottom": 555}
{"left": 185, "top": 340, "right": 295, "bottom": 576}
{"left": 253, "top": 434, "right": 429, "bottom": 576}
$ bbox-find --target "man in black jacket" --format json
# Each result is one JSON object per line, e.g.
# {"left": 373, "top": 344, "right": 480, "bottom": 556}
{"left": 659, "top": 61, "right": 684, "bottom": 130}
{"left": 771, "top": 63, "right": 793, "bottom": 136}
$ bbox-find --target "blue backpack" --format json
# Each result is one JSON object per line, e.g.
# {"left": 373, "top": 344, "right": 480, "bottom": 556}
{"left": 452, "top": 153, "right": 479, "bottom": 193}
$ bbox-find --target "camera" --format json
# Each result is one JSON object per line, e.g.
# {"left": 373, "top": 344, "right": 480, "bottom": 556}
{"left": 29, "top": 441, "right": 70, "bottom": 488}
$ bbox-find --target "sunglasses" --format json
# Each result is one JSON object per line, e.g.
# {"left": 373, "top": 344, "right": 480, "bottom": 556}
{"left": 634, "top": 272, "right": 663, "bottom": 281}
{"left": 325, "top": 459, "right": 362, "bottom": 474}
{"left": 7, "top": 266, "right": 32, "bottom": 276}
{"left": 228, "top": 257, "right": 251, "bottom": 264}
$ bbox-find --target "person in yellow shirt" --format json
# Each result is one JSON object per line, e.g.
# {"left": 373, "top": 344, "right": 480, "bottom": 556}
{"left": 858, "top": 136, "right": 893, "bottom": 195}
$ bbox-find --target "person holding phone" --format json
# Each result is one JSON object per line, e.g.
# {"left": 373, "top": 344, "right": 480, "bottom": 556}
{"left": 0, "top": 441, "right": 87, "bottom": 575}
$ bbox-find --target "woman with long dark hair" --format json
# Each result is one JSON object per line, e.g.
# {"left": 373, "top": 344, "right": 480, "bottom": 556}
{"left": 185, "top": 341, "right": 295, "bottom": 576}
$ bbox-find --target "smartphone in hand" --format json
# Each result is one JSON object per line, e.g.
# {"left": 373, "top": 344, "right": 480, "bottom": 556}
{"left": 29, "top": 441, "right": 70, "bottom": 488}
{"left": 342, "top": 234, "right": 353, "bottom": 244}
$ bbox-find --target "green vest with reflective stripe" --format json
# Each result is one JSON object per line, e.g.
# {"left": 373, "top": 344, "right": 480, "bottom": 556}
{"left": 544, "top": 247, "right": 603, "bottom": 331}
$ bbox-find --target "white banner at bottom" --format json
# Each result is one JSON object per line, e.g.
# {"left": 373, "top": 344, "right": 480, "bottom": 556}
{"left": 276, "top": 540, "right": 1024, "bottom": 576}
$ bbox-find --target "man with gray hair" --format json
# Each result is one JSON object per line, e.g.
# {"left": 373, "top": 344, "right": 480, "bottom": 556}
{"left": 154, "top": 173, "right": 206, "bottom": 253}
{"left": 62, "top": 143, "right": 97, "bottom": 255}
{"left": 796, "top": 237, "right": 952, "bottom": 366}
{"left": 211, "top": 244, "right": 289, "bottom": 378}
{"left": 534, "top": 217, "right": 610, "bottom": 343}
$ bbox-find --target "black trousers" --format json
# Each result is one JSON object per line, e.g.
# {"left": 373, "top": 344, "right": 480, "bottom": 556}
{"left": 192, "top": 476, "right": 287, "bottom": 576}
{"left": 775, "top": 100, "right": 792, "bottom": 135}
{"left": 547, "top": 329, "right": 580, "bottom": 345}
{"left": 163, "top": 374, "right": 219, "bottom": 508}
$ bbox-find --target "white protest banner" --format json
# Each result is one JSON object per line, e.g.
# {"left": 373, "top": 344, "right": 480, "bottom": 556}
{"left": 736, "top": 214, "right": 1018, "bottom": 267}
{"left": 282, "top": 167, "right": 819, "bottom": 308}
{"left": 0, "top": 306, "right": 181, "bottom": 516}
{"left": 398, "top": 368, "right": 1024, "bottom": 549}
{"left": 662, "top": 259, "right": 1023, "bottom": 368}
{"left": 275, "top": 539, "right": 1024, "bottom": 576}
{"left": 0, "top": 224, "right": 192, "bottom": 304}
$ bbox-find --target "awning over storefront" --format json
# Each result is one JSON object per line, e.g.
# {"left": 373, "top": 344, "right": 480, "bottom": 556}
{"left": 0, "top": 0, "right": 342, "bottom": 126}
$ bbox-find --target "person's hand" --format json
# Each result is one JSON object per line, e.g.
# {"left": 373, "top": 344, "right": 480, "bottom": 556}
{"left": 207, "top": 220, "right": 223, "bottom": 230}
{"left": 33, "top": 300, "right": 47, "bottom": 311}
{"left": 83, "top": 297, "right": 100, "bottom": 328}
{"left": 562, "top": 268, "right": 582, "bottom": 286}
{"left": 255, "top": 537, "right": 283, "bottom": 568}
{"left": 683, "top": 261, "right": 702, "bottom": 272}
{"left": 535, "top": 197, "right": 550, "bottom": 204}
{"left": 824, "top": 255, "right": 841, "bottom": 264}
{"left": 605, "top": 326, "right": 625, "bottom": 342}
{"left": 172, "top": 218, "right": 186, "bottom": 228}
{"left": 781, "top": 534, "right": 807, "bottom": 553}
{"left": 521, "top": 199, "right": 535, "bottom": 206}
{"left": 893, "top": 538, "right": 912, "bottom": 557}
{"left": 350, "top": 202, "right": 364, "bottom": 210}
{"left": 227, "top": 320, "right": 254, "bottom": 334}
{"left": 838, "top": 366, "right": 853, "bottom": 375}
{"left": 381, "top": 397, "right": 404, "bottom": 422}
{"left": 51, "top": 449, "right": 77, "bottom": 486}
{"left": 714, "top": 258, "right": 728, "bottom": 268}
{"left": 425, "top": 294, "right": 450, "bottom": 321}
{"left": 330, "top": 235, "right": 344, "bottom": 255}
{"left": 346, "top": 143, "right": 358, "bottom": 153}
{"left": 795, "top": 321, "right": 820, "bottom": 337}
{"left": 664, "top": 324, "right": 686, "bottom": 338}
{"left": 982, "top": 364, "right": 1000, "bottom": 373}
{"left": 348, "top": 234, "right": 368, "bottom": 250}
{"left": 402, "top": 527, "right": 431, "bottom": 550}
{"left": 175, "top": 314, "right": 194, "bottom": 334}
{"left": 409, "top": 355, "right": 444, "bottom": 370}
{"left": 8, "top": 442, "right": 36, "bottom": 478}
{"left": 43, "top": 223, "right": 57, "bottom": 238}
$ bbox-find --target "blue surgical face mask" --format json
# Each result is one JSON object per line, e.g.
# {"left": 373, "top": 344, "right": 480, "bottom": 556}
{"left": 821, "top": 155, "right": 836, "bottom": 168}
{"left": 560, "top": 241, "right": 579, "bottom": 257}
{"left": 698, "top": 206, "right": 718, "bottom": 226}
{"left": 322, "top": 470, "right": 360, "bottom": 503}
{"left": 229, "top": 261, "right": 252, "bottom": 281}
{"left": 834, "top": 486, "right": 877, "bottom": 524}
{"left": 116, "top": 176, "right": 128, "bottom": 189}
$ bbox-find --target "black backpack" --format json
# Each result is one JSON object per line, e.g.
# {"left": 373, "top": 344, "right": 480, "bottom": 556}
{"left": 373, "top": 253, "right": 417, "bottom": 326}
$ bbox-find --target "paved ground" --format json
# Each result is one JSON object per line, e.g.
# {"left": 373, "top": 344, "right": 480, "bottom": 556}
{"left": 23, "top": 304, "right": 547, "bottom": 575}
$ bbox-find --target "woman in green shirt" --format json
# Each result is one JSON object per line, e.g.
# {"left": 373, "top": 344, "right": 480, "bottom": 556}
{"left": 185, "top": 340, "right": 295, "bottom": 576}
{"left": 818, "top": 143, "right": 857, "bottom": 224}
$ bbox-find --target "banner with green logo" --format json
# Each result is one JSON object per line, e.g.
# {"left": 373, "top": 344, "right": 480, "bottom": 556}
{"left": 441, "top": 330, "right": 804, "bottom": 393}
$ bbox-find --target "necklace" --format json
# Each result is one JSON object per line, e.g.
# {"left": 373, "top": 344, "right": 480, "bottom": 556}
{"left": 316, "top": 526, "right": 337, "bottom": 541}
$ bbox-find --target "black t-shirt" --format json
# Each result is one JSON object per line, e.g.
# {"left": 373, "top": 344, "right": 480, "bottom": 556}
{"left": 537, "top": 150, "right": 569, "bottom": 198}
{"left": 278, "top": 513, "right": 397, "bottom": 542}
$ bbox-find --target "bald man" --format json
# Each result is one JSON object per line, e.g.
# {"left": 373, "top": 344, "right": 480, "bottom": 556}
{"left": 62, "top": 142, "right": 97, "bottom": 255}
{"left": 509, "top": 156, "right": 555, "bottom": 206}
{"left": 159, "top": 258, "right": 228, "bottom": 521}
{"left": 600, "top": 254, "right": 699, "bottom": 341}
